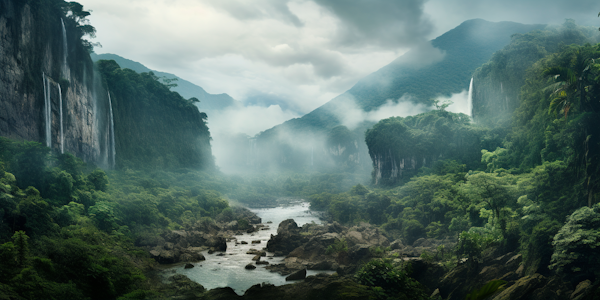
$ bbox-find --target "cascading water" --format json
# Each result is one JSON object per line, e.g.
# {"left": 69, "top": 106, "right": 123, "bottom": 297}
{"left": 467, "top": 77, "right": 474, "bottom": 119}
{"left": 60, "top": 18, "right": 68, "bottom": 77}
{"left": 43, "top": 73, "right": 52, "bottom": 148}
{"left": 107, "top": 91, "right": 116, "bottom": 168}
{"left": 58, "top": 83, "right": 64, "bottom": 154}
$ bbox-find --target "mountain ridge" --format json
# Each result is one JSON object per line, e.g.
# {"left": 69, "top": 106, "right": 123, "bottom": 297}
{"left": 91, "top": 53, "right": 236, "bottom": 112}
{"left": 259, "top": 19, "right": 546, "bottom": 138}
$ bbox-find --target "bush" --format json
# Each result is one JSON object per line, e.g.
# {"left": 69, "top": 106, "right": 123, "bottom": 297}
{"left": 355, "top": 259, "right": 428, "bottom": 300}
{"left": 549, "top": 204, "right": 600, "bottom": 282}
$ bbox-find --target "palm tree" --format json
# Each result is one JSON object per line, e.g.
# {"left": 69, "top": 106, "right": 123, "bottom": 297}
{"left": 544, "top": 46, "right": 600, "bottom": 207}
{"left": 543, "top": 48, "right": 595, "bottom": 119}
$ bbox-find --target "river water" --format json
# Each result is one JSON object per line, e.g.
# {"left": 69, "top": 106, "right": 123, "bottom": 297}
{"left": 164, "top": 201, "right": 331, "bottom": 295}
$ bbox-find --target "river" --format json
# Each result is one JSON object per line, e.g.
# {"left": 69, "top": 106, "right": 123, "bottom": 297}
{"left": 163, "top": 201, "right": 332, "bottom": 295}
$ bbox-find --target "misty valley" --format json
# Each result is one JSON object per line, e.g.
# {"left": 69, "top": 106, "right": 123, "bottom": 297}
{"left": 2, "top": 0, "right": 600, "bottom": 300}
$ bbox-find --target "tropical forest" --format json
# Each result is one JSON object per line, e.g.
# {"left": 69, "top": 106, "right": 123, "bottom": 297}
{"left": 1, "top": 0, "right": 600, "bottom": 299}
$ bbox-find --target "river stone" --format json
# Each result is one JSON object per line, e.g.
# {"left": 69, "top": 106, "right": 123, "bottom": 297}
{"left": 285, "top": 269, "right": 307, "bottom": 281}
{"left": 256, "top": 261, "right": 269, "bottom": 265}
{"left": 245, "top": 264, "right": 257, "bottom": 270}
{"left": 252, "top": 254, "right": 262, "bottom": 261}
{"left": 184, "top": 263, "right": 194, "bottom": 269}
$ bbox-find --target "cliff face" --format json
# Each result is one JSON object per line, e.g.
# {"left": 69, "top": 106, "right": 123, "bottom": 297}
{"left": 0, "top": 0, "right": 113, "bottom": 167}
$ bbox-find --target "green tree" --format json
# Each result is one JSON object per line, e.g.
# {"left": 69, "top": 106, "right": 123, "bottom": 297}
{"left": 12, "top": 231, "right": 29, "bottom": 268}
{"left": 549, "top": 203, "right": 600, "bottom": 282}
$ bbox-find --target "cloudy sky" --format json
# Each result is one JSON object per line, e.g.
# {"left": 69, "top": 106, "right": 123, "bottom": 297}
{"left": 79, "top": 0, "right": 598, "bottom": 135}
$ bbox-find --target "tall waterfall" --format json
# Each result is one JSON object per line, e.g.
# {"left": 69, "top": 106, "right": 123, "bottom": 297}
{"left": 467, "top": 77, "right": 474, "bottom": 119}
{"left": 108, "top": 91, "right": 116, "bottom": 168}
{"left": 58, "top": 83, "right": 64, "bottom": 154}
{"left": 43, "top": 73, "right": 52, "bottom": 148}
{"left": 60, "top": 18, "right": 68, "bottom": 77}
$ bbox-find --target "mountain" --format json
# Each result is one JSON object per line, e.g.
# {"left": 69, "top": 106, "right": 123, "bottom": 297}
{"left": 90, "top": 53, "right": 235, "bottom": 112}
{"left": 264, "top": 19, "right": 546, "bottom": 136}
{"left": 245, "top": 19, "right": 546, "bottom": 173}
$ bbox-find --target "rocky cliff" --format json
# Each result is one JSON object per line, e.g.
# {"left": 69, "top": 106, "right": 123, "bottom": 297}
{"left": 0, "top": 0, "right": 114, "bottom": 167}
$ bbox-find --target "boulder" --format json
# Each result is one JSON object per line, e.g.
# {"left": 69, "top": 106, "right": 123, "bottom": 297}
{"left": 267, "top": 219, "right": 308, "bottom": 255}
{"left": 309, "top": 260, "right": 333, "bottom": 270}
{"left": 184, "top": 263, "right": 194, "bottom": 269}
{"left": 183, "top": 231, "right": 205, "bottom": 247}
{"left": 245, "top": 264, "right": 257, "bottom": 270}
{"left": 285, "top": 269, "right": 307, "bottom": 281}
{"left": 490, "top": 274, "right": 546, "bottom": 300}
{"left": 207, "top": 236, "right": 227, "bottom": 252}
{"left": 150, "top": 249, "right": 180, "bottom": 264}
{"left": 348, "top": 244, "right": 371, "bottom": 261}
{"left": 570, "top": 280, "right": 592, "bottom": 300}
{"left": 390, "top": 239, "right": 405, "bottom": 250}
{"left": 179, "top": 252, "right": 206, "bottom": 262}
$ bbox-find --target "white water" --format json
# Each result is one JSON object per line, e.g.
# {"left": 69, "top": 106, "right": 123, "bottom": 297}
{"left": 60, "top": 18, "right": 68, "bottom": 77}
{"left": 166, "top": 202, "right": 331, "bottom": 295}
{"left": 58, "top": 84, "right": 64, "bottom": 154}
{"left": 467, "top": 77, "right": 474, "bottom": 119}
{"left": 107, "top": 91, "right": 116, "bottom": 168}
{"left": 43, "top": 73, "right": 52, "bottom": 148}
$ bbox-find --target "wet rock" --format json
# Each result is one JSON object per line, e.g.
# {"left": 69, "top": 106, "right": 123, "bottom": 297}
{"left": 256, "top": 261, "right": 269, "bottom": 265}
{"left": 180, "top": 252, "right": 205, "bottom": 262}
{"left": 490, "top": 274, "right": 546, "bottom": 300}
{"left": 241, "top": 241, "right": 248, "bottom": 244}
{"left": 390, "top": 239, "right": 405, "bottom": 250}
{"left": 245, "top": 264, "right": 257, "bottom": 270}
{"left": 202, "top": 287, "right": 239, "bottom": 300}
{"left": 309, "top": 261, "right": 333, "bottom": 270}
{"left": 184, "top": 263, "right": 194, "bottom": 269}
{"left": 251, "top": 240, "right": 261, "bottom": 244}
{"left": 267, "top": 219, "right": 308, "bottom": 255}
{"left": 252, "top": 254, "right": 262, "bottom": 261}
{"left": 285, "top": 269, "right": 307, "bottom": 281}
{"left": 207, "top": 236, "right": 227, "bottom": 252}
{"left": 570, "top": 280, "right": 592, "bottom": 300}
{"left": 246, "top": 249, "right": 265, "bottom": 256}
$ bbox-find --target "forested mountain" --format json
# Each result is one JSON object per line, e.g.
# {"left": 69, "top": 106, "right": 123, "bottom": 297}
{"left": 262, "top": 20, "right": 544, "bottom": 134}
{"left": 248, "top": 19, "right": 546, "bottom": 173}
{"left": 91, "top": 53, "right": 236, "bottom": 112}
{"left": 472, "top": 20, "right": 600, "bottom": 126}
{"left": 96, "top": 60, "right": 215, "bottom": 170}
{"left": 308, "top": 21, "right": 600, "bottom": 293}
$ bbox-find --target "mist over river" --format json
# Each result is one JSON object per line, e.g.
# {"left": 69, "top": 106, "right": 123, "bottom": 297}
{"left": 163, "top": 201, "right": 332, "bottom": 295}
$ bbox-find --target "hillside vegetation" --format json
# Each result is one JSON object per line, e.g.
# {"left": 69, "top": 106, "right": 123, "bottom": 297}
{"left": 310, "top": 22, "right": 600, "bottom": 287}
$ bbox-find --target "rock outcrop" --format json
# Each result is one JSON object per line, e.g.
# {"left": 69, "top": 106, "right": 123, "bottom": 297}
{"left": 0, "top": 1, "right": 113, "bottom": 166}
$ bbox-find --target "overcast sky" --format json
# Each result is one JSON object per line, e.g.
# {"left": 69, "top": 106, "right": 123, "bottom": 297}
{"left": 80, "top": 0, "right": 598, "bottom": 135}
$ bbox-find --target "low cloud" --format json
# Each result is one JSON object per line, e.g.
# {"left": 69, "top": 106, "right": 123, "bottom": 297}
{"left": 329, "top": 94, "right": 430, "bottom": 130}
{"left": 208, "top": 103, "right": 301, "bottom": 170}
{"left": 438, "top": 90, "right": 471, "bottom": 116}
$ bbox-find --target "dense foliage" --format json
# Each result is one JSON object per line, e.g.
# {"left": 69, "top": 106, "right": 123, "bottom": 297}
{"left": 0, "top": 138, "right": 231, "bottom": 299}
{"left": 309, "top": 21, "right": 600, "bottom": 286}
{"left": 365, "top": 110, "right": 489, "bottom": 185}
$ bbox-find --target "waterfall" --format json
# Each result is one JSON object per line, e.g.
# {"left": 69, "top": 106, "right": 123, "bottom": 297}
{"left": 58, "top": 83, "right": 64, "bottom": 154}
{"left": 61, "top": 18, "right": 68, "bottom": 77}
{"left": 108, "top": 91, "right": 116, "bottom": 168}
{"left": 43, "top": 73, "right": 52, "bottom": 148}
{"left": 467, "top": 77, "right": 474, "bottom": 119}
